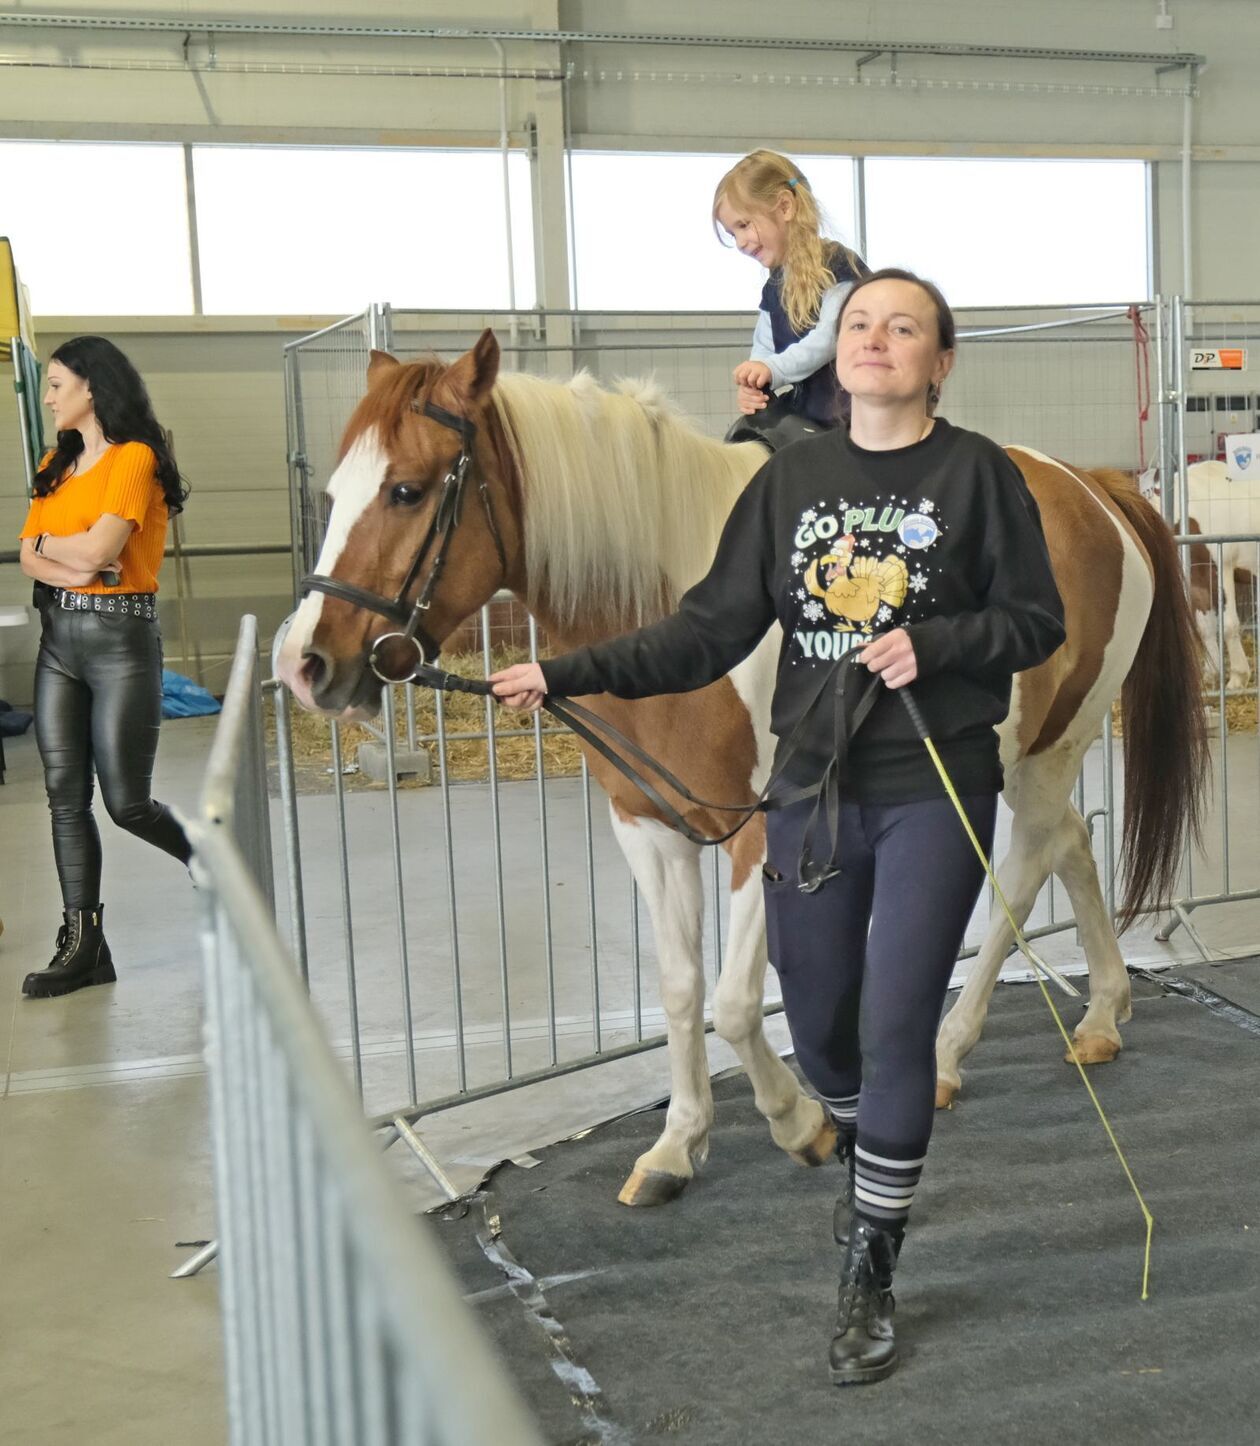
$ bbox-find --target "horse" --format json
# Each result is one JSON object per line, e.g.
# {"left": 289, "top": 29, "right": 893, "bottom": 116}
{"left": 275, "top": 330, "right": 1208, "bottom": 1205}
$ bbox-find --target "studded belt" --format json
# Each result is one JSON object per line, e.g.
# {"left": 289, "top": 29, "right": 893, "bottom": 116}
{"left": 52, "top": 588, "right": 157, "bottom": 621}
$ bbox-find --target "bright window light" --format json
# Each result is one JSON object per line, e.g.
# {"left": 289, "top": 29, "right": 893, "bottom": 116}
{"left": 569, "top": 152, "right": 860, "bottom": 311}
{"left": 863, "top": 157, "right": 1150, "bottom": 306}
{"left": 193, "top": 146, "right": 535, "bottom": 313}
{"left": 0, "top": 141, "right": 193, "bottom": 315}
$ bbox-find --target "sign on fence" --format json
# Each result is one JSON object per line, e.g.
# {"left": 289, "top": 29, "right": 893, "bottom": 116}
{"left": 1192, "top": 347, "right": 1248, "bottom": 370}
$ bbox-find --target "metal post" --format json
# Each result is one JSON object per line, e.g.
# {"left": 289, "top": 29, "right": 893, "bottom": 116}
{"left": 381, "top": 686, "right": 419, "bottom": 1107}
{"left": 329, "top": 722, "right": 364, "bottom": 1099}
{"left": 272, "top": 682, "right": 309, "bottom": 982}
{"left": 1152, "top": 295, "right": 1174, "bottom": 524}
{"left": 433, "top": 689, "right": 469, "bottom": 1094}
{"left": 1102, "top": 707, "right": 1116, "bottom": 925}
{"left": 1172, "top": 293, "right": 1190, "bottom": 529}
{"left": 581, "top": 756, "right": 602, "bottom": 1053}
{"left": 481, "top": 608, "right": 515, "bottom": 1079}
{"left": 528, "top": 615, "right": 559, "bottom": 1067}
{"left": 285, "top": 348, "right": 312, "bottom": 605}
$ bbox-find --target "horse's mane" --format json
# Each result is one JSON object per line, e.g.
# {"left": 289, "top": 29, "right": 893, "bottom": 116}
{"left": 491, "top": 370, "right": 767, "bottom": 630}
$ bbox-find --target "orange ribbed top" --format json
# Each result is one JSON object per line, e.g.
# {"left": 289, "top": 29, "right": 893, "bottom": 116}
{"left": 20, "top": 442, "right": 169, "bottom": 594}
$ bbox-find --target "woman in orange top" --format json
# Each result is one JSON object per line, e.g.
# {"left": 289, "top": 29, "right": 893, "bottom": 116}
{"left": 18, "top": 336, "right": 192, "bottom": 998}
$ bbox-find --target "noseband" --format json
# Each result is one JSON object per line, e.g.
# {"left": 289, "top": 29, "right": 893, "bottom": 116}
{"left": 300, "top": 399, "right": 508, "bottom": 682}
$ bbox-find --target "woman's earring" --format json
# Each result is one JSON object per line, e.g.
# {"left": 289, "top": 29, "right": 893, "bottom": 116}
{"left": 927, "top": 382, "right": 941, "bottom": 406}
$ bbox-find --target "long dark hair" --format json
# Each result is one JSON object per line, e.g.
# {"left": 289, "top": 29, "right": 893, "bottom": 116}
{"left": 34, "top": 336, "right": 189, "bottom": 514}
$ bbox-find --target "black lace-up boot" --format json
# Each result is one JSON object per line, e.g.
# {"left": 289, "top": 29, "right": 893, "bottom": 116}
{"left": 829, "top": 1213, "right": 903, "bottom": 1386}
{"left": 832, "top": 1125, "right": 858, "bottom": 1246}
{"left": 22, "top": 906, "right": 115, "bottom": 999}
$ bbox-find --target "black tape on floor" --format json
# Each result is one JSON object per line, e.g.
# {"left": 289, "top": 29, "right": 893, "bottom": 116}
{"left": 434, "top": 976, "right": 1260, "bottom": 1446}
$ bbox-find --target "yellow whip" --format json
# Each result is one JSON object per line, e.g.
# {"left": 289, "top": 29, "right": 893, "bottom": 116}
{"left": 899, "top": 688, "right": 1154, "bottom": 1300}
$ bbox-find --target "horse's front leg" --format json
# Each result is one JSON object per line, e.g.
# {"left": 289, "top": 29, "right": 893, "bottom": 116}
{"left": 711, "top": 825, "right": 835, "bottom": 1166}
{"left": 610, "top": 807, "right": 714, "bottom": 1207}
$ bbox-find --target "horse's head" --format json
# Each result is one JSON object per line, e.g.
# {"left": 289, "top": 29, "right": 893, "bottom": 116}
{"left": 276, "top": 330, "right": 520, "bottom": 718}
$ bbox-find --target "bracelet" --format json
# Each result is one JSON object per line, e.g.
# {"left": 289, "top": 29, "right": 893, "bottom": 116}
{"left": 34, "top": 533, "right": 47, "bottom": 556}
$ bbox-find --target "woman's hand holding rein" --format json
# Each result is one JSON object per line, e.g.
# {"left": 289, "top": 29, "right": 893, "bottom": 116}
{"left": 858, "top": 628, "right": 918, "bottom": 690}
{"left": 490, "top": 661, "right": 547, "bottom": 711}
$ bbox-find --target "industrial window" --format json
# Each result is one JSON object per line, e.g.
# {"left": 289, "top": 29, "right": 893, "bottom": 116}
{"left": 569, "top": 151, "right": 861, "bottom": 311}
{"left": 0, "top": 141, "right": 194, "bottom": 315}
{"left": 863, "top": 157, "right": 1150, "bottom": 306}
{"left": 192, "top": 146, "right": 536, "bottom": 314}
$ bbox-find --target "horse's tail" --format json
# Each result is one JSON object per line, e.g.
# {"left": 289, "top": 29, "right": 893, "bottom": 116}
{"left": 1092, "top": 469, "right": 1209, "bottom": 930}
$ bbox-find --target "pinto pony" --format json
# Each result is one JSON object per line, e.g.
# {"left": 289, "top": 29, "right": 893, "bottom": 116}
{"left": 276, "top": 332, "right": 1207, "bottom": 1205}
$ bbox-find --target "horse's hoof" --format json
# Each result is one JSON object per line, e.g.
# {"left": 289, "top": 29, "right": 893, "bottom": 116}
{"left": 1065, "top": 1034, "right": 1121, "bottom": 1066}
{"left": 787, "top": 1114, "right": 839, "bottom": 1168}
{"left": 935, "top": 1080, "right": 959, "bottom": 1110}
{"left": 617, "top": 1168, "right": 689, "bottom": 1208}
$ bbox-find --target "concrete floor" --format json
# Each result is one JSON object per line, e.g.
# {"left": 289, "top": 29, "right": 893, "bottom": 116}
{"left": 1, "top": 715, "right": 1258, "bottom": 1444}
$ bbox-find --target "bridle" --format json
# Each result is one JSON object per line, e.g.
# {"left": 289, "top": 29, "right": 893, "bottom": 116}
{"left": 300, "top": 399, "right": 507, "bottom": 682}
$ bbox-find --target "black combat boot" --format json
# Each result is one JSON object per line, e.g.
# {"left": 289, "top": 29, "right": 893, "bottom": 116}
{"left": 21, "top": 906, "right": 115, "bottom": 998}
{"left": 829, "top": 1214, "right": 903, "bottom": 1386}
{"left": 832, "top": 1125, "right": 857, "bottom": 1246}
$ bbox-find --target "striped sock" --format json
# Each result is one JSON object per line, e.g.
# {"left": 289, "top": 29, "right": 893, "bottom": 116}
{"left": 823, "top": 1092, "right": 860, "bottom": 1133}
{"left": 852, "top": 1142, "right": 926, "bottom": 1230}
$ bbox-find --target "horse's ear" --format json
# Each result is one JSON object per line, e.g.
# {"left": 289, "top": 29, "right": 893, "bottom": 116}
{"left": 444, "top": 329, "right": 500, "bottom": 403}
{"left": 368, "top": 349, "right": 400, "bottom": 380}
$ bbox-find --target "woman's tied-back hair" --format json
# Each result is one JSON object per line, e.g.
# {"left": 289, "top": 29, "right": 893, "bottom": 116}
{"left": 34, "top": 335, "right": 189, "bottom": 514}
{"left": 712, "top": 149, "right": 867, "bottom": 334}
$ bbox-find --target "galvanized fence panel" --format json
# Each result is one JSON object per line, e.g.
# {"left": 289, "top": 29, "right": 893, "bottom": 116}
{"left": 192, "top": 616, "right": 542, "bottom": 1446}
{"left": 284, "top": 307, "right": 378, "bottom": 594}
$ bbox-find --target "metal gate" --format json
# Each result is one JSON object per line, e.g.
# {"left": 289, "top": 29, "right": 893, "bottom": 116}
{"left": 190, "top": 616, "right": 542, "bottom": 1445}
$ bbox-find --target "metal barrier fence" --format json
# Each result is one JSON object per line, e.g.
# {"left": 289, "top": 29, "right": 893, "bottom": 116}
{"left": 270, "top": 298, "right": 1259, "bottom": 1186}
{"left": 189, "top": 616, "right": 542, "bottom": 1445}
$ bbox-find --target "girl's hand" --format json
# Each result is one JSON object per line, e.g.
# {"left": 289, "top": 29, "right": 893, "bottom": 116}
{"left": 858, "top": 628, "right": 918, "bottom": 689}
{"left": 736, "top": 384, "right": 770, "bottom": 415}
{"left": 489, "top": 661, "right": 547, "bottom": 711}
{"left": 733, "top": 360, "right": 773, "bottom": 390}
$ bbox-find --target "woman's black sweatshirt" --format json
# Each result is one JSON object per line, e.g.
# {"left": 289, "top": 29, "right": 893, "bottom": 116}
{"left": 540, "top": 419, "right": 1067, "bottom": 803}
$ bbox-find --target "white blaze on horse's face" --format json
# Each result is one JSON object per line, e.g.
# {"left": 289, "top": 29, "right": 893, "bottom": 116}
{"left": 275, "top": 427, "right": 389, "bottom": 711}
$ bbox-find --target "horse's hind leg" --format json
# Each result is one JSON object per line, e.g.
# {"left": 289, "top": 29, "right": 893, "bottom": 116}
{"left": 609, "top": 807, "right": 713, "bottom": 1207}
{"left": 935, "top": 784, "right": 1056, "bottom": 1107}
{"left": 1049, "top": 806, "right": 1132, "bottom": 1065}
{"left": 711, "top": 823, "right": 835, "bottom": 1167}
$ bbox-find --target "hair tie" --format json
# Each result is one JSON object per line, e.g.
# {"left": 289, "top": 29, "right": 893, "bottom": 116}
{"left": 787, "top": 177, "right": 799, "bottom": 188}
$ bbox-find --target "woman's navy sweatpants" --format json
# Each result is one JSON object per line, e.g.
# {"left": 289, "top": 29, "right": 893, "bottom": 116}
{"left": 763, "top": 791, "right": 997, "bottom": 1225}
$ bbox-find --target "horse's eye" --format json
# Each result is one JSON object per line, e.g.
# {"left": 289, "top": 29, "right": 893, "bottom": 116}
{"left": 389, "top": 483, "right": 424, "bottom": 506}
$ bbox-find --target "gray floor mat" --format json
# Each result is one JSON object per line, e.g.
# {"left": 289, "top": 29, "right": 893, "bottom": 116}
{"left": 433, "top": 974, "right": 1260, "bottom": 1446}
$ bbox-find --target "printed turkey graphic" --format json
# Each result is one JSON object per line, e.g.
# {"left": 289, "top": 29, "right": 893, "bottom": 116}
{"left": 805, "top": 534, "right": 909, "bottom": 633}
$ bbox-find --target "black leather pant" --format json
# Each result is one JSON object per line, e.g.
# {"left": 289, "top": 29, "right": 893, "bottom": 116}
{"left": 34, "top": 600, "right": 191, "bottom": 909}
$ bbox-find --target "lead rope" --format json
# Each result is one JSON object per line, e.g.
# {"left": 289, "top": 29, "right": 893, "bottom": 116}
{"left": 899, "top": 688, "right": 1154, "bottom": 1300}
